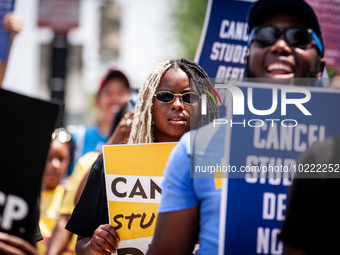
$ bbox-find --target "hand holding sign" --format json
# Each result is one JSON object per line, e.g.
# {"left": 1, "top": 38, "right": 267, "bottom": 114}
{"left": 107, "top": 111, "right": 135, "bottom": 145}
{"left": 87, "top": 224, "right": 119, "bottom": 255}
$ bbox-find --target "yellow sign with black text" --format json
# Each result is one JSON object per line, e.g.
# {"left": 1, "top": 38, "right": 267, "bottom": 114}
{"left": 103, "top": 143, "right": 177, "bottom": 254}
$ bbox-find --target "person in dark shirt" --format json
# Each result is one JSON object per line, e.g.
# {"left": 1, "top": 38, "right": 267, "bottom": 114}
{"left": 147, "top": 0, "right": 327, "bottom": 254}
{"left": 66, "top": 58, "right": 218, "bottom": 255}
{"left": 280, "top": 138, "right": 340, "bottom": 255}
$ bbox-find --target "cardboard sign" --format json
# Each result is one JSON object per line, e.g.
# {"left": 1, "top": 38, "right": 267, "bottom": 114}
{"left": 0, "top": 88, "right": 60, "bottom": 243}
{"left": 0, "top": 0, "right": 15, "bottom": 61}
{"left": 103, "top": 143, "right": 177, "bottom": 255}
{"left": 217, "top": 83, "right": 340, "bottom": 254}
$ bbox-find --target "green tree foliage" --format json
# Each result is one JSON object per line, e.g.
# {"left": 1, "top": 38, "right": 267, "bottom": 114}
{"left": 172, "top": 0, "right": 208, "bottom": 60}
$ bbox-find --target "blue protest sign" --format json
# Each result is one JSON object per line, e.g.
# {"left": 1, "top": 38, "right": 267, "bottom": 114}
{"left": 0, "top": 0, "right": 15, "bottom": 61}
{"left": 195, "top": 0, "right": 253, "bottom": 79}
{"left": 218, "top": 83, "right": 340, "bottom": 254}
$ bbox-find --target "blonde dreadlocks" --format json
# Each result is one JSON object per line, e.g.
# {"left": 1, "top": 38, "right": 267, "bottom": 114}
{"left": 128, "top": 58, "right": 218, "bottom": 144}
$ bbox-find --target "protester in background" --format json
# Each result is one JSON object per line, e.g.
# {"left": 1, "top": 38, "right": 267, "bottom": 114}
{"left": 0, "top": 12, "right": 23, "bottom": 86}
{"left": 106, "top": 96, "right": 137, "bottom": 145}
{"left": 67, "top": 69, "right": 130, "bottom": 174}
{"left": 45, "top": 103, "right": 135, "bottom": 255}
{"left": 44, "top": 152, "right": 98, "bottom": 255}
{"left": 37, "top": 128, "right": 75, "bottom": 255}
{"left": 147, "top": 1, "right": 327, "bottom": 254}
{"left": 71, "top": 108, "right": 135, "bottom": 207}
{"left": 65, "top": 58, "right": 218, "bottom": 255}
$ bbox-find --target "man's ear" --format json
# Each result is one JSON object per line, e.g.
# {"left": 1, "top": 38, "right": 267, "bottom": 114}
{"left": 317, "top": 58, "right": 326, "bottom": 79}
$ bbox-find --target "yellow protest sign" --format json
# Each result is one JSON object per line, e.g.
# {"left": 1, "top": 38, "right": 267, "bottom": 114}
{"left": 103, "top": 143, "right": 177, "bottom": 254}
{"left": 108, "top": 201, "right": 159, "bottom": 240}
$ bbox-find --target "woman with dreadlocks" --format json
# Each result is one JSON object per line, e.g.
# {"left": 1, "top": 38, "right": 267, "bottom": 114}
{"left": 65, "top": 58, "right": 218, "bottom": 255}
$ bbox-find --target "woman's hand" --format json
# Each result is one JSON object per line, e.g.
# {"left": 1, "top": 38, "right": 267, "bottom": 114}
{"left": 83, "top": 224, "right": 120, "bottom": 255}
{"left": 0, "top": 232, "right": 38, "bottom": 255}
{"left": 107, "top": 111, "right": 134, "bottom": 145}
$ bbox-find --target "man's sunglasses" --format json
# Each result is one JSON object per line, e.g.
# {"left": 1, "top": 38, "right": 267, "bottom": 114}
{"left": 248, "top": 26, "right": 323, "bottom": 55}
{"left": 154, "top": 91, "right": 201, "bottom": 105}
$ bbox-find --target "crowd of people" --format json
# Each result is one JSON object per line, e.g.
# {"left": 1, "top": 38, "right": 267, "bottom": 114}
{"left": 1, "top": 0, "right": 340, "bottom": 254}
{"left": 148, "top": 1, "right": 332, "bottom": 255}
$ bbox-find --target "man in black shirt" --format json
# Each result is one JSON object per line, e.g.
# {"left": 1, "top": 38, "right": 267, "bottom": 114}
{"left": 280, "top": 138, "right": 340, "bottom": 255}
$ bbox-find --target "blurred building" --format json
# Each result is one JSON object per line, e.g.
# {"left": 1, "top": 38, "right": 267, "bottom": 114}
{"left": 3, "top": 0, "right": 181, "bottom": 125}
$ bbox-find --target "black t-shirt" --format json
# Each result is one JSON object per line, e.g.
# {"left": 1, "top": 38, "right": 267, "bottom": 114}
{"left": 66, "top": 154, "right": 109, "bottom": 237}
{"left": 280, "top": 137, "right": 340, "bottom": 254}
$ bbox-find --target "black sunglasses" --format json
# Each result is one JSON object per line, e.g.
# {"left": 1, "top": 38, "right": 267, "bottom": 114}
{"left": 249, "top": 26, "right": 323, "bottom": 54}
{"left": 154, "top": 91, "right": 201, "bottom": 105}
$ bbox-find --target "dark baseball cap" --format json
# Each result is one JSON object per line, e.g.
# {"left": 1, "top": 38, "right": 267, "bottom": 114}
{"left": 247, "top": 0, "right": 324, "bottom": 56}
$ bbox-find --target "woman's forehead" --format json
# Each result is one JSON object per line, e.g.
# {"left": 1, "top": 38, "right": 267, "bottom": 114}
{"left": 157, "top": 68, "right": 190, "bottom": 89}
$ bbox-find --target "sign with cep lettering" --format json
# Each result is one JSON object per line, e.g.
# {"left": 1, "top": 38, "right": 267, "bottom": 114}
{"left": 0, "top": 88, "right": 60, "bottom": 243}
{"left": 0, "top": 0, "right": 15, "bottom": 61}
{"left": 103, "top": 143, "right": 177, "bottom": 255}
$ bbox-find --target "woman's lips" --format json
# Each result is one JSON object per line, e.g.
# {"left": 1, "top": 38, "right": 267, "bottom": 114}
{"left": 168, "top": 118, "right": 187, "bottom": 126}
